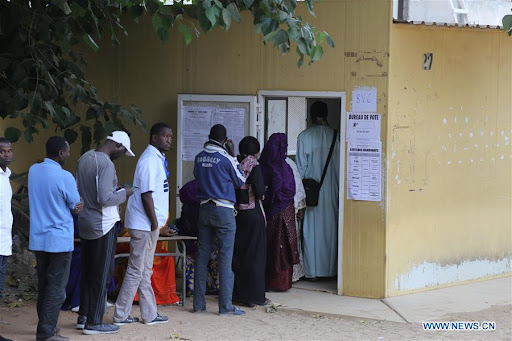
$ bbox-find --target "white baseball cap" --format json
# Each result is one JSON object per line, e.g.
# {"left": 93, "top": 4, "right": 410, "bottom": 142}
{"left": 107, "top": 131, "right": 135, "bottom": 157}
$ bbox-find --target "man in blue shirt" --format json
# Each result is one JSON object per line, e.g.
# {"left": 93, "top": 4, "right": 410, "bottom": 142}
{"left": 29, "top": 136, "right": 81, "bottom": 341}
{"left": 193, "top": 124, "right": 246, "bottom": 315}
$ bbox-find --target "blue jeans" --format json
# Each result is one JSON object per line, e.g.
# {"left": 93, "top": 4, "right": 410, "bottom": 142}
{"left": 193, "top": 202, "right": 236, "bottom": 314}
{"left": 0, "top": 255, "right": 9, "bottom": 300}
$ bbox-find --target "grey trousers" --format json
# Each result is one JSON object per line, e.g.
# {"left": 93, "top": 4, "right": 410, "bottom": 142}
{"left": 114, "top": 228, "right": 159, "bottom": 322}
{"left": 35, "top": 251, "right": 72, "bottom": 340}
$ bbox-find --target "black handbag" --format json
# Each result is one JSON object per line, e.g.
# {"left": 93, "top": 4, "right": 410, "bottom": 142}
{"left": 302, "top": 130, "right": 337, "bottom": 207}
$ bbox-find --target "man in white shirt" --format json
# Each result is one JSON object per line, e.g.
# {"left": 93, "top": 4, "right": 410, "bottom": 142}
{"left": 114, "top": 123, "right": 173, "bottom": 326}
{"left": 0, "top": 138, "right": 14, "bottom": 341}
{"left": 0, "top": 138, "right": 13, "bottom": 301}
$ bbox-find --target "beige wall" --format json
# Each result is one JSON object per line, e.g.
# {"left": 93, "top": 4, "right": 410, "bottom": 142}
{"left": 93, "top": 0, "right": 392, "bottom": 298}
{"left": 3, "top": 0, "right": 393, "bottom": 298}
{"left": 387, "top": 24, "right": 512, "bottom": 296}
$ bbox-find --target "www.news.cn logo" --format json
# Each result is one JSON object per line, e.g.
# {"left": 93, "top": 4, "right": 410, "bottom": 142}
{"left": 422, "top": 321, "right": 496, "bottom": 331}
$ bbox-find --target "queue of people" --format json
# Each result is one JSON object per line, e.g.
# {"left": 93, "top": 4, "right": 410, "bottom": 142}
{"left": 0, "top": 100, "right": 340, "bottom": 340}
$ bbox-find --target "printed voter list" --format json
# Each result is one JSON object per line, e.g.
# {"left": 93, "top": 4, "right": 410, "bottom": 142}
{"left": 347, "top": 140, "right": 382, "bottom": 201}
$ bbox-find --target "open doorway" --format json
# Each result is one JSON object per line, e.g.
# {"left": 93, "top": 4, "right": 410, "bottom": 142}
{"left": 259, "top": 91, "right": 345, "bottom": 295}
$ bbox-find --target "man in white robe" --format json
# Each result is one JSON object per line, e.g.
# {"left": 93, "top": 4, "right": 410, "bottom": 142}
{"left": 296, "top": 101, "right": 340, "bottom": 278}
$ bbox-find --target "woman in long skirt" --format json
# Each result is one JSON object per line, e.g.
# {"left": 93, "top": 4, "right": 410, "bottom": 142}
{"left": 232, "top": 136, "right": 268, "bottom": 306}
{"left": 259, "top": 133, "right": 299, "bottom": 291}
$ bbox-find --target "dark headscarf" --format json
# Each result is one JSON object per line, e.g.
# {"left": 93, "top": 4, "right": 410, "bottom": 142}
{"left": 259, "top": 133, "right": 295, "bottom": 218}
{"left": 176, "top": 180, "right": 200, "bottom": 237}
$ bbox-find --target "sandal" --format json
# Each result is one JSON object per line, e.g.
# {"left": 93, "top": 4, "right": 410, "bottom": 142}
{"left": 253, "top": 298, "right": 272, "bottom": 306}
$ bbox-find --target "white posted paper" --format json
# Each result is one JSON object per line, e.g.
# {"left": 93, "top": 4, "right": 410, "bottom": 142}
{"left": 351, "top": 87, "right": 377, "bottom": 113}
{"left": 182, "top": 107, "right": 212, "bottom": 161}
{"left": 181, "top": 107, "right": 247, "bottom": 161}
{"left": 346, "top": 112, "right": 381, "bottom": 141}
{"left": 347, "top": 141, "right": 381, "bottom": 201}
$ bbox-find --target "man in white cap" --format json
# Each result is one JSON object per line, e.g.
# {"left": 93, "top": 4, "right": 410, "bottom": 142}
{"left": 75, "top": 131, "right": 135, "bottom": 335}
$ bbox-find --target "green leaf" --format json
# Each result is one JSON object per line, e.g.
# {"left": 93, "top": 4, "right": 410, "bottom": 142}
{"left": 264, "top": 30, "right": 279, "bottom": 43}
{"left": 69, "top": 2, "right": 86, "bottom": 17}
{"left": 261, "top": 17, "right": 277, "bottom": 36}
{"left": 199, "top": 10, "right": 212, "bottom": 32}
{"left": 243, "top": 0, "right": 255, "bottom": 9}
{"left": 278, "top": 11, "right": 289, "bottom": 22}
{"left": 61, "top": 106, "right": 71, "bottom": 119}
{"left": 93, "top": 120, "right": 105, "bottom": 144}
{"left": 157, "top": 28, "right": 170, "bottom": 41}
{"left": 227, "top": 3, "right": 242, "bottom": 23}
{"left": 64, "top": 129, "right": 78, "bottom": 144}
{"left": 311, "top": 45, "right": 324, "bottom": 62}
{"left": 272, "top": 29, "right": 288, "bottom": 47}
{"left": 179, "top": 24, "right": 193, "bottom": 45}
{"left": 305, "top": 0, "right": 315, "bottom": 16}
{"left": 282, "top": 0, "right": 296, "bottom": 12}
{"left": 44, "top": 101, "right": 57, "bottom": 118}
{"left": 152, "top": 14, "right": 163, "bottom": 32}
{"left": 31, "top": 93, "right": 43, "bottom": 113}
{"left": 52, "top": 0, "right": 72, "bottom": 15}
{"left": 37, "top": 115, "right": 49, "bottom": 129}
{"left": 316, "top": 31, "right": 325, "bottom": 44}
{"left": 222, "top": 8, "right": 232, "bottom": 30}
{"left": 4, "top": 127, "right": 21, "bottom": 143}
{"left": 24, "top": 126, "right": 38, "bottom": 143}
{"left": 324, "top": 31, "right": 335, "bottom": 48}
{"left": 297, "top": 38, "right": 308, "bottom": 55}
{"left": 297, "top": 54, "right": 304, "bottom": 68}
{"left": 503, "top": 15, "right": 512, "bottom": 30}
{"left": 80, "top": 126, "right": 92, "bottom": 154}
{"left": 205, "top": 7, "right": 217, "bottom": 27}
{"left": 130, "top": 104, "right": 143, "bottom": 117}
{"left": 129, "top": 5, "right": 144, "bottom": 19}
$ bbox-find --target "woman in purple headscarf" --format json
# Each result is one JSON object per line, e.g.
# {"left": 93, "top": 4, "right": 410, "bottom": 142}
{"left": 259, "top": 133, "right": 299, "bottom": 291}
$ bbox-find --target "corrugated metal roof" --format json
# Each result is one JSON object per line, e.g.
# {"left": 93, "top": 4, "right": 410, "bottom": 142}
{"left": 393, "top": 19, "right": 504, "bottom": 30}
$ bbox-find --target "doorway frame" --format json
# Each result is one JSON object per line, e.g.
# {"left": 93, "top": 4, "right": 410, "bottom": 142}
{"left": 257, "top": 90, "right": 346, "bottom": 295}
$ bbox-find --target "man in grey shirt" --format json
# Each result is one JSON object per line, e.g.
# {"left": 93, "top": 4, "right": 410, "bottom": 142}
{"left": 76, "top": 131, "right": 134, "bottom": 335}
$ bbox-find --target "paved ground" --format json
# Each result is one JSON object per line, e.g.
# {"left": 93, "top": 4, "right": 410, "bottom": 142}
{"left": 267, "top": 276, "right": 512, "bottom": 323}
{"left": 0, "top": 277, "right": 510, "bottom": 340}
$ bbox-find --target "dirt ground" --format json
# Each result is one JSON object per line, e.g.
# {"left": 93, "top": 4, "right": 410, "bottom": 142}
{"left": 0, "top": 298, "right": 510, "bottom": 341}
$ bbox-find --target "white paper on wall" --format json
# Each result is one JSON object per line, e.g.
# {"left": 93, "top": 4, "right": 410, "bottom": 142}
{"left": 351, "top": 87, "right": 377, "bottom": 113}
{"left": 346, "top": 112, "right": 381, "bottom": 141}
{"left": 181, "top": 107, "right": 212, "bottom": 161}
{"left": 347, "top": 140, "right": 381, "bottom": 201}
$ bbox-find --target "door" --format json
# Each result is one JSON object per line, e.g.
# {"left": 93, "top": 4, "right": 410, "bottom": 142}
{"left": 257, "top": 90, "right": 346, "bottom": 295}
{"left": 176, "top": 94, "right": 258, "bottom": 217}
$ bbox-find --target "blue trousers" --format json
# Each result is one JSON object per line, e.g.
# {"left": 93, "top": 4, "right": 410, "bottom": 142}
{"left": 193, "top": 202, "right": 236, "bottom": 314}
{"left": 0, "top": 255, "right": 9, "bottom": 300}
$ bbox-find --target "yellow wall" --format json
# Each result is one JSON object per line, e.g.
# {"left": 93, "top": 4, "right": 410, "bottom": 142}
{"left": 387, "top": 24, "right": 512, "bottom": 296}
{"left": 111, "top": 0, "right": 391, "bottom": 298}
{"left": 2, "top": 0, "right": 392, "bottom": 298}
